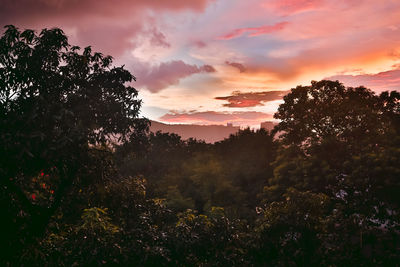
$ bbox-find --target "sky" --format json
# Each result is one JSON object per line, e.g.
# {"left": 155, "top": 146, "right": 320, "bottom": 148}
{"left": 2, "top": 0, "right": 400, "bottom": 127}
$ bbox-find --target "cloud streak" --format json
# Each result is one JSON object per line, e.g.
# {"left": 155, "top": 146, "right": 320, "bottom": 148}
{"left": 218, "top": 22, "right": 289, "bottom": 40}
{"left": 215, "top": 90, "right": 289, "bottom": 108}
{"left": 263, "top": 0, "right": 324, "bottom": 15}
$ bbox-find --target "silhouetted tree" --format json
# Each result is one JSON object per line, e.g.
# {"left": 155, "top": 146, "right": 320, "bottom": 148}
{"left": 0, "top": 25, "right": 147, "bottom": 263}
{"left": 268, "top": 80, "right": 400, "bottom": 194}
{"left": 264, "top": 80, "right": 400, "bottom": 265}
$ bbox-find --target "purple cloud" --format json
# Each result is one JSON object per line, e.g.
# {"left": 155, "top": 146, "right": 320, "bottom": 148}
{"left": 135, "top": 60, "right": 216, "bottom": 93}
{"left": 225, "top": 61, "right": 246, "bottom": 73}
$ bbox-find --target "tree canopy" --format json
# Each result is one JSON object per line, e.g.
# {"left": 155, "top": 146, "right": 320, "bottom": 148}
{"left": 274, "top": 80, "right": 399, "bottom": 154}
{"left": 0, "top": 25, "right": 147, "bottom": 263}
{"left": 0, "top": 25, "right": 147, "bottom": 176}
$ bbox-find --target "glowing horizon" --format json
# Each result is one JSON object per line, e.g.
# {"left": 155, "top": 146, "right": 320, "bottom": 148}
{"left": 2, "top": 0, "right": 400, "bottom": 126}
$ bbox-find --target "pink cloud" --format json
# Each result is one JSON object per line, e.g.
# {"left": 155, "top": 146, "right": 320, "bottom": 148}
{"left": 0, "top": 0, "right": 213, "bottom": 56}
{"left": 0, "top": 0, "right": 212, "bottom": 24}
{"left": 263, "top": 0, "right": 324, "bottom": 15}
{"left": 193, "top": 40, "right": 207, "bottom": 48}
{"left": 149, "top": 28, "right": 171, "bottom": 48}
{"left": 218, "top": 22, "right": 289, "bottom": 40}
{"left": 134, "top": 60, "right": 216, "bottom": 93}
{"left": 72, "top": 23, "right": 142, "bottom": 57}
{"left": 201, "top": 65, "right": 217, "bottom": 72}
{"left": 326, "top": 68, "right": 400, "bottom": 92}
{"left": 160, "top": 110, "right": 273, "bottom": 126}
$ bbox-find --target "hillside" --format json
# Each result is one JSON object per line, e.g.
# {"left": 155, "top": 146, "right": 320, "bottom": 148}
{"left": 149, "top": 121, "right": 240, "bottom": 143}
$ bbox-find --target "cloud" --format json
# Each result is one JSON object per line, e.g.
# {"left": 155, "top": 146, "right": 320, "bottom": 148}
{"left": 0, "top": 0, "right": 213, "bottom": 56}
{"left": 225, "top": 61, "right": 246, "bottom": 73}
{"left": 201, "top": 65, "right": 217, "bottom": 72}
{"left": 134, "top": 60, "right": 216, "bottom": 93}
{"left": 0, "top": 0, "right": 212, "bottom": 25}
{"left": 3, "top": 0, "right": 400, "bottom": 128}
{"left": 218, "top": 22, "right": 289, "bottom": 40}
{"left": 159, "top": 110, "right": 273, "bottom": 126}
{"left": 263, "top": 0, "right": 324, "bottom": 15}
{"left": 72, "top": 23, "right": 142, "bottom": 57}
{"left": 326, "top": 68, "right": 400, "bottom": 92}
{"left": 215, "top": 90, "right": 289, "bottom": 107}
{"left": 149, "top": 28, "right": 170, "bottom": 48}
{"left": 193, "top": 40, "right": 207, "bottom": 48}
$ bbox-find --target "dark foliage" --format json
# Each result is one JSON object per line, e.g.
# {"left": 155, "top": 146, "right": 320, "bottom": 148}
{"left": 0, "top": 25, "right": 147, "bottom": 264}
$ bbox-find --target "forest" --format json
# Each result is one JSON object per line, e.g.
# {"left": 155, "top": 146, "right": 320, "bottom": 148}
{"left": 1, "top": 25, "right": 399, "bottom": 266}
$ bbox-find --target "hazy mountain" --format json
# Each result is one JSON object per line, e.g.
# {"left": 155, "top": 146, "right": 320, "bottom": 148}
{"left": 149, "top": 121, "right": 240, "bottom": 143}
{"left": 260, "top": 121, "right": 277, "bottom": 132}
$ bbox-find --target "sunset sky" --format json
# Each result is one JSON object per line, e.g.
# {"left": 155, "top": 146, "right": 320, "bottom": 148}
{"left": 2, "top": 0, "right": 400, "bottom": 127}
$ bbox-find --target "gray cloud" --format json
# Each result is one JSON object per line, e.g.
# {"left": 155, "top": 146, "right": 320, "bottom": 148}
{"left": 215, "top": 90, "right": 288, "bottom": 107}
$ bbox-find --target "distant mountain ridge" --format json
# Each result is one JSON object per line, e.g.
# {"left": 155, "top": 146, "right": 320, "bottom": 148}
{"left": 149, "top": 120, "right": 278, "bottom": 143}
{"left": 149, "top": 121, "right": 240, "bottom": 143}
